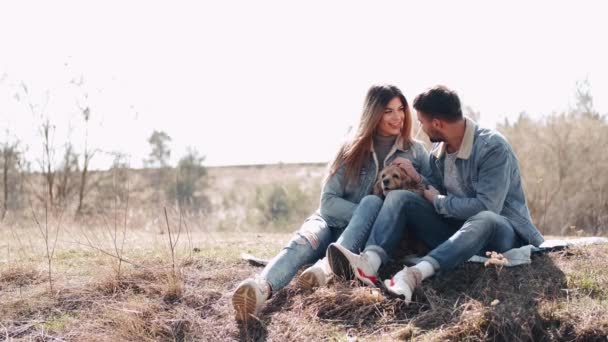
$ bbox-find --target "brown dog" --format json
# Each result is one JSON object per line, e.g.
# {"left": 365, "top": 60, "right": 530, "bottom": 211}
{"left": 372, "top": 164, "right": 429, "bottom": 256}
{"left": 373, "top": 164, "right": 426, "bottom": 199}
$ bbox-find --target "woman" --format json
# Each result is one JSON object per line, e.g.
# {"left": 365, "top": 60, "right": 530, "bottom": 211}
{"left": 232, "top": 84, "right": 430, "bottom": 321}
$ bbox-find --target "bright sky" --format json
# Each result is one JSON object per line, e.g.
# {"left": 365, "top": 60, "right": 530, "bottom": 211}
{"left": 1, "top": 0, "right": 607, "bottom": 169}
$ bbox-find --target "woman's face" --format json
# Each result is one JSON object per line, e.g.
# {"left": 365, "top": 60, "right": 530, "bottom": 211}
{"left": 376, "top": 96, "right": 405, "bottom": 136}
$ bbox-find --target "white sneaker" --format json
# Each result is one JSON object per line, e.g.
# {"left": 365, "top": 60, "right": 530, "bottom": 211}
{"left": 232, "top": 277, "right": 270, "bottom": 321}
{"left": 382, "top": 267, "right": 422, "bottom": 302}
{"left": 298, "top": 259, "right": 332, "bottom": 290}
{"left": 327, "top": 243, "right": 379, "bottom": 287}
{"left": 298, "top": 265, "right": 328, "bottom": 290}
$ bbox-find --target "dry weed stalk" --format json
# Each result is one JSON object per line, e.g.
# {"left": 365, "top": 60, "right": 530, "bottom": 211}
{"left": 163, "top": 207, "right": 182, "bottom": 279}
{"left": 174, "top": 169, "right": 194, "bottom": 260}
{"left": 180, "top": 207, "right": 194, "bottom": 261}
{"left": 75, "top": 161, "right": 134, "bottom": 284}
{"left": 110, "top": 164, "right": 130, "bottom": 279}
{"left": 5, "top": 229, "right": 10, "bottom": 269}
{"left": 29, "top": 197, "right": 63, "bottom": 295}
{"left": 74, "top": 236, "right": 143, "bottom": 271}
{"left": 162, "top": 206, "right": 186, "bottom": 304}
{"left": 8, "top": 222, "right": 31, "bottom": 263}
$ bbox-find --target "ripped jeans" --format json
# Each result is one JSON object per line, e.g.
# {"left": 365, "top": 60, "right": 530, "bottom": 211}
{"left": 261, "top": 195, "right": 383, "bottom": 293}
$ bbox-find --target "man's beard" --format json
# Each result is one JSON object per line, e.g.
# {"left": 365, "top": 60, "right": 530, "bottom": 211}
{"left": 427, "top": 130, "right": 444, "bottom": 143}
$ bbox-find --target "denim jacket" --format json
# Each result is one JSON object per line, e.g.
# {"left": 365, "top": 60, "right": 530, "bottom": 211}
{"left": 319, "top": 136, "right": 430, "bottom": 229}
{"left": 425, "top": 117, "right": 544, "bottom": 246}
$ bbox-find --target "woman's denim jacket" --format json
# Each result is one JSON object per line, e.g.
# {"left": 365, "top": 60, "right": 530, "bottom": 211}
{"left": 318, "top": 137, "right": 430, "bottom": 229}
{"left": 426, "top": 117, "right": 544, "bottom": 246}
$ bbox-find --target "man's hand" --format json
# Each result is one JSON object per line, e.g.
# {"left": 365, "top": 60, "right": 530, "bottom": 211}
{"left": 391, "top": 157, "right": 422, "bottom": 183}
{"left": 423, "top": 185, "right": 440, "bottom": 203}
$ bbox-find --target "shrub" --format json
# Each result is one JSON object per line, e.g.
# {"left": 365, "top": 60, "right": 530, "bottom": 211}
{"left": 253, "top": 181, "right": 316, "bottom": 229}
{"left": 167, "top": 148, "right": 210, "bottom": 212}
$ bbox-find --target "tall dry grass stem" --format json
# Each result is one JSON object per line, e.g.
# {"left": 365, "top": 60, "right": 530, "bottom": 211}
{"left": 163, "top": 207, "right": 182, "bottom": 278}
{"left": 29, "top": 197, "right": 63, "bottom": 295}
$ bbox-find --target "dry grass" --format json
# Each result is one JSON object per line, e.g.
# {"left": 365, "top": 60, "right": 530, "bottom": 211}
{"left": 1, "top": 226, "right": 608, "bottom": 341}
{"left": 0, "top": 264, "right": 42, "bottom": 289}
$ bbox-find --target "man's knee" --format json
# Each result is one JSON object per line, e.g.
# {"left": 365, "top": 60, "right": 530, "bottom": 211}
{"left": 466, "top": 211, "right": 501, "bottom": 234}
{"left": 360, "top": 194, "right": 383, "bottom": 210}
{"left": 384, "top": 190, "right": 420, "bottom": 208}
{"left": 470, "top": 210, "right": 501, "bottom": 223}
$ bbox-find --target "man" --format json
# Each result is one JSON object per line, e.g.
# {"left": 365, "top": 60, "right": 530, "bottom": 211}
{"left": 326, "top": 85, "right": 544, "bottom": 301}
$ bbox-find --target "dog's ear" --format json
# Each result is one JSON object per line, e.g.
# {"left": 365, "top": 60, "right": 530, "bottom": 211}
{"left": 373, "top": 178, "right": 384, "bottom": 198}
{"left": 399, "top": 166, "right": 419, "bottom": 191}
{"left": 398, "top": 167, "right": 410, "bottom": 182}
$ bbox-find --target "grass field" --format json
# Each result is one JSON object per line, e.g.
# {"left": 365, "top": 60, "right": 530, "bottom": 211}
{"left": 1, "top": 224, "right": 608, "bottom": 341}
{"left": 1, "top": 161, "right": 607, "bottom": 341}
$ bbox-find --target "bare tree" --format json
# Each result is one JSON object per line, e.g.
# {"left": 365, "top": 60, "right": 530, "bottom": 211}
{"left": 40, "top": 119, "right": 57, "bottom": 206}
{"left": 1, "top": 132, "right": 21, "bottom": 220}
{"left": 55, "top": 141, "right": 79, "bottom": 205}
{"left": 76, "top": 98, "right": 96, "bottom": 215}
{"left": 17, "top": 83, "right": 57, "bottom": 206}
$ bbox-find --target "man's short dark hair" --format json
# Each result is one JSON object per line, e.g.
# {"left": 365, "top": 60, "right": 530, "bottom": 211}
{"left": 413, "top": 85, "right": 463, "bottom": 122}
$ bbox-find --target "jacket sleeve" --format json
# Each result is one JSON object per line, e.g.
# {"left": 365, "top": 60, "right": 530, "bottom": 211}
{"left": 413, "top": 142, "right": 432, "bottom": 182}
{"left": 433, "top": 143, "right": 511, "bottom": 219}
{"left": 420, "top": 145, "right": 443, "bottom": 191}
{"left": 319, "top": 166, "right": 358, "bottom": 226}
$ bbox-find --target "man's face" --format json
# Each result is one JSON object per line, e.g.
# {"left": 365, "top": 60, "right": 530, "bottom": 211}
{"left": 417, "top": 112, "right": 444, "bottom": 143}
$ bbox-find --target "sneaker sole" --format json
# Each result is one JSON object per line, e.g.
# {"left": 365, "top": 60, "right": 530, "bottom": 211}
{"left": 232, "top": 284, "right": 257, "bottom": 321}
{"left": 297, "top": 271, "right": 319, "bottom": 291}
{"left": 327, "top": 244, "right": 355, "bottom": 281}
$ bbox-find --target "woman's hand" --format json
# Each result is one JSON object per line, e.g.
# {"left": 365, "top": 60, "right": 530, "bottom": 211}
{"left": 391, "top": 157, "right": 422, "bottom": 183}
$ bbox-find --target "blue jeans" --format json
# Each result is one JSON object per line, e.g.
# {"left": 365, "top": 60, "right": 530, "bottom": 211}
{"left": 361, "top": 190, "right": 523, "bottom": 272}
{"left": 261, "top": 196, "right": 383, "bottom": 293}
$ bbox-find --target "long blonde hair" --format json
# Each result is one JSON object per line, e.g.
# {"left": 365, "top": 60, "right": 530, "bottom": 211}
{"left": 327, "top": 84, "right": 413, "bottom": 187}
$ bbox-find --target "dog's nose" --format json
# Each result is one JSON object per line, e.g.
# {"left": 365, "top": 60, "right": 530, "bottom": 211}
{"left": 383, "top": 179, "right": 389, "bottom": 185}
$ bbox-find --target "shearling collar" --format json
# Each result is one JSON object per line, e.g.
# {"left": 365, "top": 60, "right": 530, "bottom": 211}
{"left": 431, "top": 116, "right": 477, "bottom": 160}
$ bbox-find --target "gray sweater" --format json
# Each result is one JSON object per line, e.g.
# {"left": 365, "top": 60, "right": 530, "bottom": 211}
{"left": 373, "top": 134, "right": 397, "bottom": 172}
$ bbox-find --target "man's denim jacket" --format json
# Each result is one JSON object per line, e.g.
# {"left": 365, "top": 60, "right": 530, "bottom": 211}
{"left": 426, "top": 117, "right": 544, "bottom": 246}
{"left": 319, "top": 137, "right": 430, "bottom": 229}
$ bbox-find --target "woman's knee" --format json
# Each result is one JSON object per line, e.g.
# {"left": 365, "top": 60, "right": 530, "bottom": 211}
{"left": 287, "top": 219, "right": 332, "bottom": 252}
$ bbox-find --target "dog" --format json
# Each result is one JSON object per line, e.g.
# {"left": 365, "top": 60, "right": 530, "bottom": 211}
{"left": 372, "top": 164, "right": 429, "bottom": 256}
{"left": 372, "top": 164, "right": 426, "bottom": 199}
